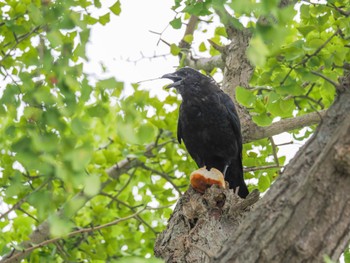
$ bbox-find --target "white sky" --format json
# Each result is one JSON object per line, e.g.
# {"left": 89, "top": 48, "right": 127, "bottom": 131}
{"left": 85, "top": 0, "right": 182, "bottom": 98}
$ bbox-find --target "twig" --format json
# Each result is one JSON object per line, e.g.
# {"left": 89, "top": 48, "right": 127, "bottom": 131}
{"left": 247, "top": 86, "right": 273, "bottom": 92}
{"left": 16, "top": 208, "right": 38, "bottom": 223}
{"left": 115, "top": 172, "right": 135, "bottom": 199}
{"left": 311, "top": 71, "right": 339, "bottom": 88}
{"left": 97, "top": 137, "right": 114, "bottom": 150}
{"left": 1, "top": 26, "right": 41, "bottom": 63}
{"left": 244, "top": 165, "right": 281, "bottom": 172}
{"left": 0, "top": 179, "right": 49, "bottom": 220}
{"left": 140, "top": 163, "right": 183, "bottom": 196}
{"left": 276, "top": 141, "right": 294, "bottom": 147}
{"left": 269, "top": 137, "right": 280, "bottom": 168}
{"left": 101, "top": 192, "right": 158, "bottom": 234}
{"left": 126, "top": 52, "right": 171, "bottom": 65}
{"left": 280, "top": 29, "right": 341, "bottom": 86}
{"left": 208, "top": 39, "right": 225, "bottom": 53}
{"left": 327, "top": 3, "right": 350, "bottom": 17}
{"left": 294, "top": 95, "right": 325, "bottom": 109}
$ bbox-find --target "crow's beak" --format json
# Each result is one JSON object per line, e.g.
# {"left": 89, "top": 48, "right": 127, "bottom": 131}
{"left": 161, "top": 73, "right": 183, "bottom": 89}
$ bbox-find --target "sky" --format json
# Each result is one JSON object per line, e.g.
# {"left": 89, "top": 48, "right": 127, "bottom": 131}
{"left": 85, "top": 0, "right": 182, "bottom": 98}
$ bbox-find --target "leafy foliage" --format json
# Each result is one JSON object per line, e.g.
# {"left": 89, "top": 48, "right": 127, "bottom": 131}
{"left": 0, "top": 0, "right": 186, "bottom": 261}
{"left": 0, "top": 0, "right": 350, "bottom": 262}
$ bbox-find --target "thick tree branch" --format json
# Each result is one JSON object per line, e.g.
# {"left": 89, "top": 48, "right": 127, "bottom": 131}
{"left": 244, "top": 110, "right": 326, "bottom": 143}
{"left": 184, "top": 55, "right": 224, "bottom": 72}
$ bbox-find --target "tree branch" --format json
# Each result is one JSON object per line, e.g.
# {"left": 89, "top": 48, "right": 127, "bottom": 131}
{"left": 244, "top": 110, "right": 326, "bottom": 143}
{"left": 179, "top": 15, "right": 199, "bottom": 50}
{"left": 184, "top": 55, "right": 224, "bottom": 72}
{"left": 244, "top": 164, "right": 281, "bottom": 172}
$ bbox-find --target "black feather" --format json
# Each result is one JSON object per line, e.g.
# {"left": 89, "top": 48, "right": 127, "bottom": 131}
{"left": 162, "top": 67, "right": 249, "bottom": 198}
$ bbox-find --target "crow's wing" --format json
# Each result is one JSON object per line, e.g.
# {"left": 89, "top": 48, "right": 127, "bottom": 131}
{"left": 177, "top": 105, "right": 183, "bottom": 144}
{"left": 219, "top": 91, "right": 243, "bottom": 151}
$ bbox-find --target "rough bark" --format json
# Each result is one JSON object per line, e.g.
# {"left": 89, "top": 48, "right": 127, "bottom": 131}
{"left": 154, "top": 186, "right": 260, "bottom": 262}
{"left": 215, "top": 82, "right": 350, "bottom": 262}
{"left": 154, "top": 77, "right": 350, "bottom": 262}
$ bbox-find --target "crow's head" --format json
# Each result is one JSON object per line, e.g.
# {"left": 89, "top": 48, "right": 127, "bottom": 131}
{"left": 161, "top": 67, "right": 209, "bottom": 93}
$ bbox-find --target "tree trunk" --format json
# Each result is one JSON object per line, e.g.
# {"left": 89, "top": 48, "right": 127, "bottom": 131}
{"left": 154, "top": 74, "right": 350, "bottom": 262}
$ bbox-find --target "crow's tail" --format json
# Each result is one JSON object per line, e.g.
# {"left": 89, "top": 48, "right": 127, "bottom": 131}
{"left": 225, "top": 161, "right": 249, "bottom": 198}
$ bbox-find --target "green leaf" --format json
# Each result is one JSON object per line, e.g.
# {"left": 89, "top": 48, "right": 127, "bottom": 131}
{"left": 183, "top": 2, "right": 211, "bottom": 16}
{"left": 247, "top": 36, "right": 269, "bottom": 66}
{"left": 27, "top": 4, "right": 44, "bottom": 25}
{"left": 32, "top": 132, "right": 59, "bottom": 153}
{"left": 300, "top": 4, "right": 310, "bottom": 19}
{"left": 47, "top": 30, "right": 63, "bottom": 48}
{"left": 136, "top": 123, "right": 156, "bottom": 144}
{"left": 236, "top": 86, "right": 256, "bottom": 107}
{"left": 5, "top": 172, "right": 26, "bottom": 197}
{"left": 252, "top": 113, "right": 273, "bottom": 126}
{"left": 267, "top": 98, "right": 294, "bottom": 118}
{"left": 297, "top": 26, "right": 316, "bottom": 37}
{"left": 94, "top": 0, "right": 102, "bottom": 8}
{"left": 87, "top": 105, "right": 109, "bottom": 118}
{"left": 66, "top": 145, "right": 93, "bottom": 171}
{"left": 110, "top": 1, "right": 121, "bottom": 16}
{"left": 99, "top": 13, "right": 110, "bottom": 25}
{"left": 170, "top": 17, "right": 182, "bottom": 29}
{"left": 84, "top": 14, "right": 99, "bottom": 25}
{"left": 118, "top": 123, "right": 138, "bottom": 144}
{"left": 215, "top": 26, "right": 227, "bottom": 38}
{"left": 183, "top": 34, "right": 193, "bottom": 44}
{"left": 170, "top": 44, "right": 181, "bottom": 55}
{"left": 97, "top": 77, "right": 124, "bottom": 94}
{"left": 0, "top": 104, "right": 6, "bottom": 116}
{"left": 49, "top": 215, "right": 75, "bottom": 237}
{"left": 71, "top": 118, "right": 89, "bottom": 135}
{"left": 258, "top": 175, "right": 271, "bottom": 192}
{"left": 344, "top": 247, "right": 350, "bottom": 263}
{"left": 199, "top": 42, "right": 207, "bottom": 52}
{"left": 84, "top": 174, "right": 101, "bottom": 196}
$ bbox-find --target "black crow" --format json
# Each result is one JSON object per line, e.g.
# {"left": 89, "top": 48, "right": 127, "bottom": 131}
{"left": 162, "top": 67, "right": 249, "bottom": 198}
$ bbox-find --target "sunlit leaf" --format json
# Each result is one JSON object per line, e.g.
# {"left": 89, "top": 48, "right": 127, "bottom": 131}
{"left": 110, "top": 1, "right": 121, "bottom": 16}
{"left": 99, "top": 12, "right": 110, "bottom": 25}
{"left": 247, "top": 36, "right": 269, "bottom": 66}
{"left": 236, "top": 86, "right": 256, "bottom": 107}
{"left": 170, "top": 44, "right": 181, "bottom": 55}
{"left": 170, "top": 17, "right": 182, "bottom": 29}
